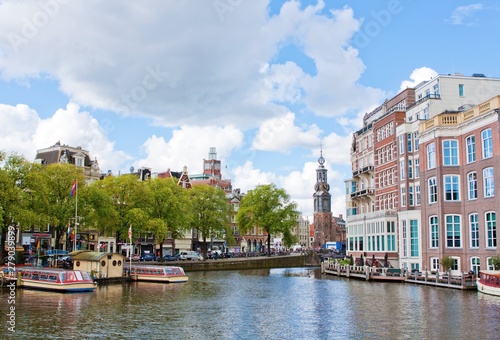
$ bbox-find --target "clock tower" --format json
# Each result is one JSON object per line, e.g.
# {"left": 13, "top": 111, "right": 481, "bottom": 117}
{"left": 313, "top": 148, "right": 332, "bottom": 249}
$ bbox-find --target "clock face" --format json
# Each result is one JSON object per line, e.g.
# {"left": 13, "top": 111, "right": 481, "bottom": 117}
{"left": 315, "top": 183, "right": 320, "bottom": 191}
{"left": 322, "top": 183, "right": 330, "bottom": 191}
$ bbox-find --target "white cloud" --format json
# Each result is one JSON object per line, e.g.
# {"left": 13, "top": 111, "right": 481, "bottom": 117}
{"left": 231, "top": 161, "right": 277, "bottom": 193}
{"left": 0, "top": 1, "right": 384, "bottom": 128}
{"left": 252, "top": 111, "right": 321, "bottom": 152}
{"left": 0, "top": 102, "right": 130, "bottom": 172}
{"left": 447, "top": 4, "right": 484, "bottom": 25}
{"left": 136, "top": 125, "right": 244, "bottom": 175}
{"left": 400, "top": 67, "right": 438, "bottom": 91}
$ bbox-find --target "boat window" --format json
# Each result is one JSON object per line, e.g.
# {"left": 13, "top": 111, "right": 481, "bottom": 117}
{"left": 101, "top": 260, "right": 106, "bottom": 267}
{"left": 76, "top": 261, "right": 80, "bottom": 267}
{"left": 75, "top": 271, "right": 83, "bottom": 281}
{"left": 112, "top": 260, "right": 117, "bottom": 266}
{"left": 66, "top": 271, "right": 76, "bottom": 282}
{"left": 118, "top": 260, "right": 122, "bottom": 266}
{"left": 48, "top": 275, "right": 57, "bottom": 282}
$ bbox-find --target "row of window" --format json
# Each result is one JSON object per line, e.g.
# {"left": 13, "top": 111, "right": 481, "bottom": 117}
{"left": 399, "top": 132, "right": 420, "bottom": 155}
{"left": 430, "top": 256, "right": 496, "bottom": 273}
{"left": 427, "top": 168, "right": 495, "bottom": 204}
{"left": 429, "top": 212, "right": 497, "bottom": 249}
{"left": 376, "top": 122, "right": 395, "bottom": 142}
{"left": 426, "top": 128, "right": 493, "bottom": 169}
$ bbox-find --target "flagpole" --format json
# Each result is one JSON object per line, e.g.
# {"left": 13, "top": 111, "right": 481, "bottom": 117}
{"left": 74, "top": 180, "right": 78, "bottom": 251}
{"left": 129, "top": 224, "right": 132, "bottom": 272}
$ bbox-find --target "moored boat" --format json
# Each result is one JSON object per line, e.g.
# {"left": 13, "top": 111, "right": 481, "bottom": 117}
{"left": 477, "top": 270, "right": 500, "bottom": 296}
{"left": 130, "top": 265, "right": 188, "bottom": 283}
{"left": 18, "top": 267, "right": 97, "bottom": 292}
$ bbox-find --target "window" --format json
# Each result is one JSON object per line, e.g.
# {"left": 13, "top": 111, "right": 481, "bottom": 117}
{"left": 430, "top": 216, "right": 439, "bottom": 248}
{"left": 433, "top": 84, "right": 439, "bottom": 96}
{"left": 408, "top": 159, "right": 413, "bottom": 179}
{"left": 444, "top": 175, "right": 460, "bottom": 201}
{"left": 400, "top": 160, "right": 405, "bottom": 180}
{"left": 409, "top": 186, "right": 414, "bottom": 206}
{"left": 414, "top": 132, "right": 419, "bottom": 151}
{"left": 399, "top": 135, "right": 404, "bottom": 155}
{"left": 428, "top": 177, "right": 437, "bottom": 204}
{"left": 427, "top": 142, "right": 436, "bottom": 169}
{"left": 469, "top": 213, "right": 479, "bottom": 248}
{"left": 483, "top": 167, "right": 494, "bottom": 197}
{"left": 486, "top": 212, "right": 497, "bottom": 248}
{"left": 410, "top": 220, "right": 419, "bottom": 257}
{"left": 482, "top": 129, "right": 493, "bottom": 159}
{"left": 470, "top": 257, "right": 480, "bottom": 275}
{"left": 446, "top": 215, "right": 461, "bottom": 248}
{"left": 415, "top": 158, "right": 420, "bottom": 178}
{"left": 401, "top": 187, "right": 406, "bottom": 207}
{"left": 407, "top": 133, "right": 412, "bottom": 152}
{"left": 487, "top": 257, "right": 495, "bottom": 270}
{"left": 443, "top": 140, "right": 459, "bottom": 165}
{"left": 466, "top": 135, "right": 476, "bottom": 163}
{"left": 467, "top": 172, "right": 477, "bottom": 200}
{"left": 416, "top": 185, "right": 421, "bottom": 206}
{"left": 459, "top": 84, "right": 464, "bottom": 97}
{"left": 430, "top": 257, "right": 440, "bottom": 271}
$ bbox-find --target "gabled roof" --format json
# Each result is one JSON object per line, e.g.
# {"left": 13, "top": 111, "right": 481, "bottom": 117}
{"left": 72, "top": 251, "right": 124, "bottom": 262}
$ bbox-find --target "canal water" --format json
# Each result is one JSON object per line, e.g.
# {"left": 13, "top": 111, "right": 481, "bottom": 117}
{"left": 2, "top": 267, "right": 500, "bottom": 339}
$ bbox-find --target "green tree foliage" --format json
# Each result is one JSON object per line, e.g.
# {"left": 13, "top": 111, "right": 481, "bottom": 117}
{"left": 441, "top": 256, "right": 454, "bottom": 272}
{"left": 145, "top": 178, "right": 193, "bottom": 259}
{"left": 190, "top": 184, "right": 229, "bottom": 259}
{"left": 490, "top": 256, "right": 500, "bottom": 270}
{"left": 99, "top": 174, "right": 148, "bottom": 245}
{"left": 236, "top": 183, "right": 298, "bottom": 256}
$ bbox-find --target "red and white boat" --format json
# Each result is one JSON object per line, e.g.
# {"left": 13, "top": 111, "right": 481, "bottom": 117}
{"left": 18, "top": 267, "right": 97, "bottom": 292}
{"left": 477, "top": 270, "right": 500, "bottom": 297}
{"left": 130, "top": 265, "right": 188, "bottom": 283}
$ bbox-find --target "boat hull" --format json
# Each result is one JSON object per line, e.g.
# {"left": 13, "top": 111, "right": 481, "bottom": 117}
{"left": 20, "top": 279, "right": 97, "bottom": 292}
{"left": 134, "top": 274, "right": 188, "bottom": 283}
{"left": 477, "top": 280, "right": 500, "bottom": 297}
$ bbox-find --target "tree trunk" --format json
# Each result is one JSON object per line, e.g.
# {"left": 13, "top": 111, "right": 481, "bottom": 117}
{"left": 267, "top": 233, "right": 271, "bottom": 257}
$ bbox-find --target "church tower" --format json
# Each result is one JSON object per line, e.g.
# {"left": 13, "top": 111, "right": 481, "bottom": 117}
{"left": 313, "top": 147, "right": 332, "bottom": 249}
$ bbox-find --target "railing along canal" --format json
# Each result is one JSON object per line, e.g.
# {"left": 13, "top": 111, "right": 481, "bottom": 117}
{"left": 322, "top": 260, "right": 477, "bottom": 290}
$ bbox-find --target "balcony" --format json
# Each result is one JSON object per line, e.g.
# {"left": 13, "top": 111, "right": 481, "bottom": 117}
{"left": 406, "top": 93, "right": 441, "bottom": 111}
{"left": 352, "top": 165, "right": 374, "bottom": 177}
{"left": 350, "top": 187, "right": 375, "bottom": 199}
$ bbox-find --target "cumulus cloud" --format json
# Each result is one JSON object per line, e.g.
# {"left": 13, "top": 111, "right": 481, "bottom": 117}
{"left": 0, "top": 102, "right": 130, "bottom": 171}
{"left": 400, "top": 67, "right": 438, "bottom": 91}
{"left": 0, "top": 1, "right": 384, "bottom": 128}
{"left": 252, "top": 112, "right": 321, "bottom": 152}
{"left": 136, "top": 125, "right": 244, "bottom": 175}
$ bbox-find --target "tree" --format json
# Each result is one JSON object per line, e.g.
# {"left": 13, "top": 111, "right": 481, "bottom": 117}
{"left": 490, "top": 256, "right": 500, "bottom": 270}
{"left": 236, "top": 183, "right": 298, "bottom": 256}
{"left": 100, "top": 174, "right": 148, "bottom": 246}
{"left": 441, "top": 256, "right": 454, "bottom": 272}
{"left": 190, "top": 184, "right": 229, "bottom": 259}
{"left": 145, "top": 178, "right": 192, "bottom": 260}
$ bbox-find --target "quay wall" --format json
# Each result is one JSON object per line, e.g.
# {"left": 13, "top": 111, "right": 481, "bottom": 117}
{"left": 180, "top": 253, "right": 320, "bottom": 272}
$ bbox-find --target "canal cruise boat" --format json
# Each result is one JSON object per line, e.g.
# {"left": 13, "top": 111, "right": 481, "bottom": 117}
{"left": 130, "top": 265, "right": 188, "bottom": 283}
{"left": 477, "top": 270, "right": 500, "bottom": 297}
{"left": 18, "top": 267, "right": 97, "bottom": 292}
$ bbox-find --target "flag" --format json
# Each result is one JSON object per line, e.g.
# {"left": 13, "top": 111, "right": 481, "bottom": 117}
{"left": 70, "top": 179, "right": 77, "bottom": 197}
{"left": 67, "top": 220, "right": 71, "bottom": 236}
{"left": 70, "top": 228, "right": 75, "bottom": 240}
{"left": 128, "top": 225, "right": 132, "bottom": 240}
{"left": 36, "top": 239, "right": 40, "bottom": 250}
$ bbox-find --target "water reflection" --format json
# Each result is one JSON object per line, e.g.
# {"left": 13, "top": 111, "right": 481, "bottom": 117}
{"left": 1, "top": 268, "right": 499, "bottom": 339}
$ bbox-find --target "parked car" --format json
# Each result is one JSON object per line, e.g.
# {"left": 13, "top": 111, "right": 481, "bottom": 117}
{"left": 163, "top": 254, "right": 179, "bottom": 261}
{"left": 126, "top": 254, "right": 141, "bottom": 261}
{"left": 179, "top": 251, "right": 203, "bottom": 261}
{"left": 140, "top": 253, "right": 156, "bottom": 261}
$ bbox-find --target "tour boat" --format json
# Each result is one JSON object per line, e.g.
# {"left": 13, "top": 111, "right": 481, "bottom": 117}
{"left": 130, "top": 265, "right": 188, "bottom": 283}
{"left": 477, "top": 270, "right": 500, "bottom": 297}
{"left": 18, "top": 267, "right": 97, "bottom": 292}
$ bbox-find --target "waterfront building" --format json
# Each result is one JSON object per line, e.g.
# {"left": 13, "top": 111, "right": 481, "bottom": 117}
{"left": 346, "top": 72, "right": 500, "bottom": 273}
{"left": 34, "top": 141, "right": 102, "bottom": 184}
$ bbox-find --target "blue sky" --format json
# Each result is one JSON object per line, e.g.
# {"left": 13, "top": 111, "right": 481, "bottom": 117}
{"left": 1, "top": 0, "right": 500, "bottom": 219}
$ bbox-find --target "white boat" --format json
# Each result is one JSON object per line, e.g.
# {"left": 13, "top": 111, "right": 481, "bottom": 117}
{"left": 477, "top": 270, "right": 500, "bottom": 296}
{"left": 130, "top": 265, "right": 188, "bottom": 283}
{"left": 18, "top": 267, "right": 97, "bottom": 292}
